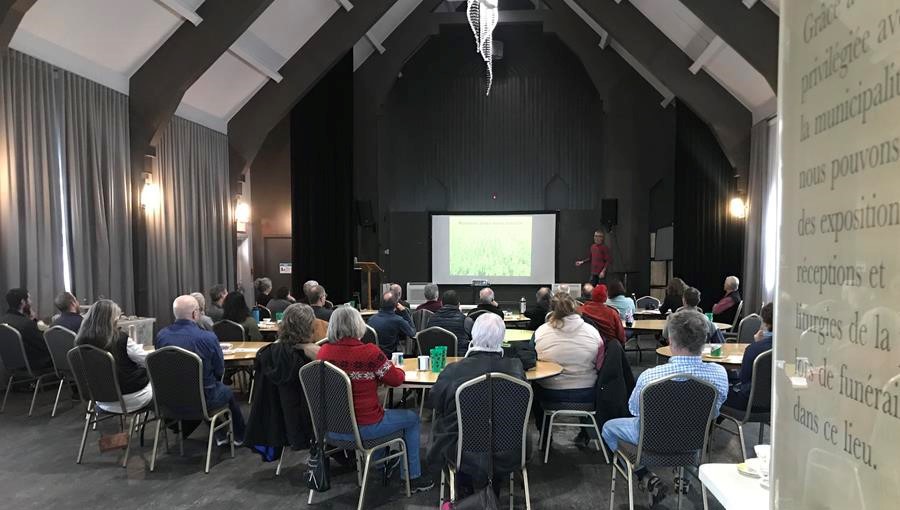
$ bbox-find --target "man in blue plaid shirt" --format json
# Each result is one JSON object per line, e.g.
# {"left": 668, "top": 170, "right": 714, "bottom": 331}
{"left": 602, "top": 309, "right": 729, "bottom": 506}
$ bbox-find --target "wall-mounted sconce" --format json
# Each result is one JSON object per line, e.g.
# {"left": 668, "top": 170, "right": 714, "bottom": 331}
{"left": 140, "top": 172, "right": 160, "bottom": 211}
{"left": 235, "top": 195, "right": 250, "bottom": 233}
{"left": 728, "top": 196, "right": 748, "bottom": 219}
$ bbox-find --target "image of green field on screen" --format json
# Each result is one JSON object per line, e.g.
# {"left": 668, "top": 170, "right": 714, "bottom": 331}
{"left": 448, "top": 216, "right": 532, "bottom": 276}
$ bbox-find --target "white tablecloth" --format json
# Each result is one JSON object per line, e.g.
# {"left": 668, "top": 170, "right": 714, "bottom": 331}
{"left": 699, "top": 463, "right": 770, "bottom": 510}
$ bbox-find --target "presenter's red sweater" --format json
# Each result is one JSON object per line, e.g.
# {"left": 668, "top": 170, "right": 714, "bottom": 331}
{"left": 317, "top": 337, "right": 405, "bottom": 425}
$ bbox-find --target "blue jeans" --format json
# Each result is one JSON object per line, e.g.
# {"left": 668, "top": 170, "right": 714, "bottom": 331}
{"left": 602, "top": 416, "right": 639, "bottom": 453}
{"left": 330, "top": 409, "right": 422, "bottom": 479}
{"left": 206, "top": 382, "right": 246, "bottom": 441}
{"left": 535, "top": 386, "right": 598, "bottom": 438}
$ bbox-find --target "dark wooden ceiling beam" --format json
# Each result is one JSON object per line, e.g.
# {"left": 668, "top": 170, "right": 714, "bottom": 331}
{"left": 0, "top": 0, "right": 36, "bottom": 50}
{"left": 227, "top": 0, "right": 400, "bottom": 183}
{"left": 680, "top": 0, "right": 779, "bottom": 91}
{"left": 571, "top": 0, "right": 751, "bottom": 173}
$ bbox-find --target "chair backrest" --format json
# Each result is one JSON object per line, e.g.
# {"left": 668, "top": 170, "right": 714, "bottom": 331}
{"left": 744, "top": 349, "right": 773, "bottom": 415}
{"left": 212, "top": 320, "right": 246, "bottom": 342}
{"left": 66, "top": 347, "right": 92, "bottom": 404}
{"left": 146, "top": 346, "right": 211, "bottom": 421}
{"left": 636, "top": 296, "right": 660, "bottom": 310}
{"left": 299, "top": 361, "right": 362, "bottom": 448}
{"left": 254, "top": 305, "right": 272, "bottom": 320}
{"left": 455, "top": 373, "right": 533, "bottom": 472}
{"left": 637, "top": 374, "right": 719, "bottom": 466}
{"left": 468, "top": 309, "right": 489, "bottom": 321}
{"left": 362, "top": 325, "right": 378, "bottom": 345}
{"left": 416, "top": 326, "right": 458, "bottom": 357}
{"left": 68, "top": 344, "right": 126, "bottom": 410}
{"left": 730, "top": 300, "right": 745, "bottom": 331}
{"left": 411, "top": 308, "right": 433, "bottom": 332}
{"left": 735, "top": 313, "right": 762, "bottom": 343}
{"left": 44, "top": 326, "right": 77, "bottom": 377}
{"left": 0, "top": 323, "right": 31, "bottom": 374}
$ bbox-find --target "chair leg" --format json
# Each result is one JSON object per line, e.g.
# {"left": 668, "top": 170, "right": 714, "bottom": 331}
{"left": 609, "top": 456, "right": 617, "bottom": 510}
{"left": 248, "top": 374, "right": 255, "bottom": 406}
{"left": 440, "top": 469, "right": 446, "bottom": 508}
{"left": 538, "top": 412, "right": 548, "bottom": 449}
{"left": 276, "top": 446, "right": 286, "bottom": 476}
{"left": 150, "top": 419, "right": 161, "bottom": 471}
{"left": 178, "top": 420, "right": 185, "bottom": 456}
{"left": 737, "top": 423, "right": 748, "bottom": 461}
{"left": 522, "top": 467, "right": 532, "bottom": 510}
{"left": 358, "top": 450, "right": 375, "bottom": 510}
{"left": 588, "top": 414, "right": 610, "bottom": 464}
{"left": 509, "top": 472, "right": 514, "bottom": 510}
{"left": 758, "top": 422, "right": 765, "bottom": 445}
{"left": 400, "top": 441, "right": 411, "bottom": 497}
{"left": 543, "top": 412, "right": 556, "bottom": 463}
{"left": 122, "top": 414, "right": 137, "bottom": 468}
{"left": 28, "top": 376, "right": 44, "bottom": 416}
{"left": 205, "top": 415, "right": 217, "bottom": 474}
{"left": 0, "top": 375, "right": 14, "bottom": 413}
{"left": 449, "top": 469, "right": 457, "bottom": 503}
{"left": 702, "top": 481, "right": 710, "bottom": 510}
{"left": 677, "top": 466, "right": 684, "bottom": 510}
{"left": 76, "top": 409, "right": 92, "bottom": 464}
{"left": 228, "top": 414, "right": 235, "bottom": 459}
{"left": 51, "top": 379, "right": 65, "bottom": 417}
{"left": 626, "top": 463, "right": 634, "bottom": 510}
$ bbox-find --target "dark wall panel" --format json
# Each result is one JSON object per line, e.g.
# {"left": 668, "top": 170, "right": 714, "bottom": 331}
{"left": 250, "top": 116, "right": 292, "bottom": 286}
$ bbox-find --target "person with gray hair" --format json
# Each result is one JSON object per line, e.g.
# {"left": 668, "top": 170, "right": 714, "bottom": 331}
{"left": 156, "top": 295, "right": 246, "bottom": 445}
{"left": 661, "top": 287, "right": 722, "bottom": 343}
{"left": 254, "top": 277, "right": 273, "bottom": 307}
{"left": 308, "top": 284, "right": 333, "bottom": 322}
{"left": 190, "top": 292, "right": 215, "bottom": 331}
{"left": 301, "top": 280, "right": 319, "bottom": 304}
{"left": 712, "top": 275, "right": 742, "bottom": 325}
{"left": 426, "top": 312, "right": 526, "bottom": 483}
{"left": 468, "top": 287, "right": 503, "bottom": 318}
{"left": 524, "top": 286, "right": 551, "bottom": 330}
{"left": 51, "top": 291, "right": 83, "bottom": 333}
{"left": 417, "top": 283, "right": 442, "bottom": 312}
{"left": 76, "top": 299, "right": 152, "bottom": 413}
{"left": 207, "top": 284, "right": 227, "bottom": 322}
{"left": 317, "top": 306, "right": 434, "bottom": 492}
{"left": 601, "top": 309, "right": 729, "bottom": 505}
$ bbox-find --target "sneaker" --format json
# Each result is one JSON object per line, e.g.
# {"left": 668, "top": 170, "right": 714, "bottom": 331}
{"left": 215, "top": 437, "right": 242, "bottom": 447}
{"left": 409, "top": 474, "right": 435, "bottom": 493}
{"left": 645, "top": 474, "right": 668, "bottom": 507}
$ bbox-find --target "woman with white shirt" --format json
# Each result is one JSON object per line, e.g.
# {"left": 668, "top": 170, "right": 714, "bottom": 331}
{"left": 534, "top": 291, "right": 604, "bottom": 442}
{"left": 75, "top": 300, "right": 152, "bottom": 413}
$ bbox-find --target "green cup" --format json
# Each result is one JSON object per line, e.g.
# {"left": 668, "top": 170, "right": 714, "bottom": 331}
{"left": 710, "top": 344, "right": 722, "bottom": 357}
{"left": 705, "top": 312, "right": 714, "bottom": 322}
{"left": 275, "top": 312, "right": 284, "bottom": 322}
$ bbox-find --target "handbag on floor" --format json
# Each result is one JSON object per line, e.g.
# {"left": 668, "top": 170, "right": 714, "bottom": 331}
{"left": 306, "top": 363, "right": 331, "bottom": 492}
{"left": 451, "top": 374, "right": 499, "bottom": 510}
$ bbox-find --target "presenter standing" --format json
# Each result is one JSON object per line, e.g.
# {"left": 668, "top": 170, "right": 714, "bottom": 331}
{"left": 575, "top": 230, "right": 612, "bottom": 285}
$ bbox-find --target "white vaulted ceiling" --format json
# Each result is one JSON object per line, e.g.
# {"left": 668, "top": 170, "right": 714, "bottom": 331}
{"left": 8, "top": 0, "right": 779, "bottom": 133}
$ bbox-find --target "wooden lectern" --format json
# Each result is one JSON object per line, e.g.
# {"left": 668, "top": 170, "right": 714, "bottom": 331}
{"left": 354, "top": 261, "right": 384, "bottom": 311}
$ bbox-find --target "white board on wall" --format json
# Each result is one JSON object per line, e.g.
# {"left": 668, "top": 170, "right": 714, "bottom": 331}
{"left": 774, "top": 2, "right": 900, "bottom": 508}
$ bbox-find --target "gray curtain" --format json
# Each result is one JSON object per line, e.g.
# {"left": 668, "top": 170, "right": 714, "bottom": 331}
{"left": 0, "top": 50, "right": 66, "bottom": 317}
{"left": 742, "top": 119, "right": 773, "bottom": 314}
{"left": 62, "top": 72, "right": 134, "bottom": 312}
{"left": 146, "top": 116, "right": 234, "bottom": 325}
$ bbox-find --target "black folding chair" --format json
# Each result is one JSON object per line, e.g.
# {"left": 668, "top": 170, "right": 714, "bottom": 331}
{"left": 44, "top": 326, "right": 77, "bottom": 417}
{"left": 0, "top": 324, "right": 59, "bottom": 416}
{"left": 715, "top": 349, "right": 772, "bottom": 460}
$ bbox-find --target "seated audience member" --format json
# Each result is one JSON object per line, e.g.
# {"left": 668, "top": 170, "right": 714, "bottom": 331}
{"left": 534, "top": 292, "right": 604, "bottom": 436}
{"left": 417, "top": 283, "right": 443, "bottom": 312}
{"left": 662, "top": 287, "right": 721, "bottom": 343}
{"left": 52, "top": 291, "right": 83, "bottom": 333}
{"left": 724, "top": 302, "right": 774, "bottom": 410}
{"left": 658, "top": 278, "right": 687, "bottom": 314}
{"left": 581, "top": 283, "right": 595, "bottom": 302}
{"left": 390, "top": 283, "right": 410, "bottom": 309}
{"left": 318, "top": 307, "right": 433, "bottom": 492}
{"left": 191, "top": 292, "right": 215, "bottom": 331}
{"left": 254, "top": 277, "right": 273, "bottom": 308}
{"left": 308, "top": 285, "right": 333, "bottom": 322}
{"left": 222, "top": 292, "right": 262, "bottom": 340}
{"left": 207, "top": 284, "right": 227, "bottom": 322}
{"left": 2, "top": 288, "right": 51, "bottom": 369}
{"left": 524, "top": 287, "right": 551, "bottom": 331}
{"left": 602, "top": 310, "right": 728, "bottom": 505}
{"left": 712, "top": 276, "right": 742, "bottom": 324}
{"left": 427, "top": 290, "right": 474, "bottom": 355}
{"left": 266, "top": 286, "right": 294, "bottom": 316}
{"left": 156, "top": 295, "right": 246, "bottom": 444}
{"left": 469, "top": 287, "right": 504, "bottom": 318}
{"left": 368, "top": 291, "right": 416, "bottom": 355}
{"left": 427, "top": 313, "right": 526, "bottom": 488}
{"left": 245, "top": 303, "right": 318, "bottom": 454}
{"left": 76, "top": 299, "right": 152, "bottom": 413}
{"left": 579, "top": 285, "right": 626, "bottom": 345}
{"left": 605, "top": 281, "right": 635, "bottom": 321}
{"left": 300, "top": 280, "right": 319, "bottom": 305}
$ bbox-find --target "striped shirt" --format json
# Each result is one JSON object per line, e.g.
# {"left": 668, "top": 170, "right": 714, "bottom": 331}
{"left": 629, "top": 356, "right": 729, "bottom": 417}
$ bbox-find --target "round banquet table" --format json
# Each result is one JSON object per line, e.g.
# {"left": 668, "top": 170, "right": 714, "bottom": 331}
{"left": 627, "top": 319, "right": 731, "bottom": 332}
{"left": 143, "top": 341, "right": 269, "bottom": 362}
{"left": 655, "top": 343, "right": 748, "bottom": 367}
{"left": 400, "top": 357, "right": 562, "bottom": 385}
{"left": 504, "top": 329, "right": 534, "bottom": 342}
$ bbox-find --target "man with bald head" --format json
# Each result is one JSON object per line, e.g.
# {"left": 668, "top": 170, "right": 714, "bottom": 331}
{"left": 156, "top": 295, "right": 246, "bottom": 444}
{"left": 468, "top": 287, "right": 504, "bottom": 319}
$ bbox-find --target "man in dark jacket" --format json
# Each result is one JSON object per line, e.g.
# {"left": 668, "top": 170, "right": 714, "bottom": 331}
{"left": 2, "top": 288, "right": 52, "bottom": 369}
{"left": 416, "top": 283, "right": 443, "bottom": 312}
{"left": 468, "top": 287, "right": 504, "bottom": 318}
{"left": 427, "top": 290, "right": 473, "bottom": 355}
{"left": 426, "top": 313, "right": 526, "bottom": 487}
{"left": 367, "top": 291, "right": 415, "bottom": 355}
{"left": 523, "top": 287, "right": 551, "bottom": 330}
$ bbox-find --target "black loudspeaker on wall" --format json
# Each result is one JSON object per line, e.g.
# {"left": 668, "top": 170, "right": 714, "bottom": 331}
{"left": 601, "top": 198, "right": 618, "bottom": 229}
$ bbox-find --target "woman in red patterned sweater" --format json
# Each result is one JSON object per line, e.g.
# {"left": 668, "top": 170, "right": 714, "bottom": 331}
{"left": 317, "top": 306, "right": 434, "bottom": 492}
